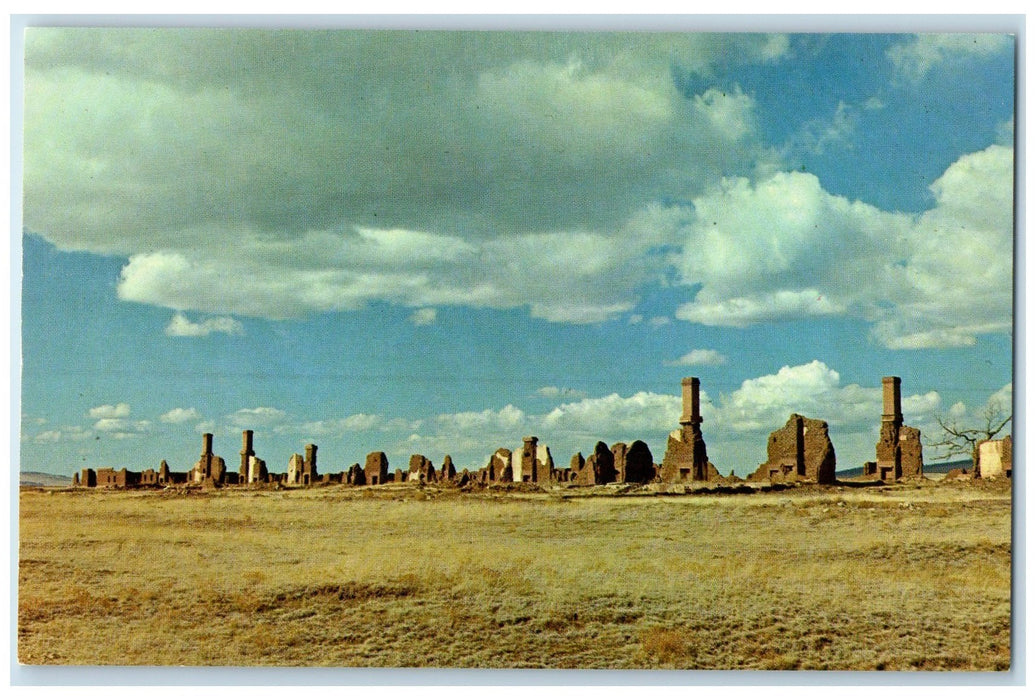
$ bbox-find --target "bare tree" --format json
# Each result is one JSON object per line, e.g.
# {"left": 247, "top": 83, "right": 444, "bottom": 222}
{"left": 927, "top": 400, "right": 1012, "bottom": 468}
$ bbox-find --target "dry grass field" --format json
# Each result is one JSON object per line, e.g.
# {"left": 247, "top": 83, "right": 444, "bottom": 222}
{"left": 18, "top": 479, "right": 1012, "bottom": 670}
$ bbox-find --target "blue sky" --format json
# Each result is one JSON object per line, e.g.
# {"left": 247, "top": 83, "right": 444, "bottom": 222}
{"left": 19, "top": 29, "right": 1014, "bottom": 477}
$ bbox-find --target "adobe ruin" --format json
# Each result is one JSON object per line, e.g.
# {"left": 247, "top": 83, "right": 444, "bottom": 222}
{"left": 977, "top": 435, "right": 1012, "bottom": 478}
{"left": 239, "top": 430, "right": 255, "bottom": 482}
{"left": 572, "top": 441, "right": 616, "bottom": 485}
{"left": 511, "top": 436, "right": 554, "bottom": 483}
{"left": 748, "top": 413, "right": 836, "bottom": 484}
{"left": 617, "top": 440, "right": 656, "bottom": 483}
{"left": 364, "top": 452, "right": 389, "bottom": 485}
{"left": 483, "top": 447, "right": 513, "bottom": 483}
{"left": 441, "top": 455, "right": 457, "bottom": 481}
{"left": 346, "top": 463, "right": 364, "bottom": 485}
{"left": 64, "top": 375, "right": 947, "bottom": 492}
{"left": 659, "top": 377, "right": 720, "bottom": 482}
{"left": 191, "top": 433, "right": 228, "bottom": 485}
{"left": 286, "top": 454, "right": 306, "bottom": 485}
{"left": 863, "top": 376, "right": 924, "bottom": 481}
{"left": 408, "top": 454, "right": 437, "bottom": 483}
{"left": 247, "top": 455, "right": 268, "bottom": 484}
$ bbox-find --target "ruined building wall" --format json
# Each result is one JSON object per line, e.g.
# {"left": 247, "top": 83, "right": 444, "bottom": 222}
{"left": 612, "top": 442, "right": 628, "bottom": 482}
{"left": 536, "top": 444, "right": 554, "bottom": 481}
{"left": 516, "top": 436, "right": 539, "bottom": 483}
{"left": 660, "top": 377, "right": 718, "bottom": 482}
{"left": 440, "top": 455, "right": 457, "bottom": 481}
{"left": 239, "top": 430, "right": 254, "bottom": 481}
{"left": 898, "top": 426, "right": 923, "bottom": 478}
{"left": 574, "top": 441, "right": 616, "bottom": 485}
{"left": 607, "top": 441, "right": 655, "bottom": 483}
{"left": 486, "top": 448, "right": 512, "bottom": 483}
{"left": 191, "top": 433, "right": 227, "bottom": 484}
{"left": 408, "top": 454, "right": 436, "bottom": 483}
{"left": 364, "top": 452, "right": 389, "bottom": 485}
{"left": 978, "top": 435, "right": 1012, "bottom": 478}
{"left": 248, "top": 455, "right": 267, "bottom": 484}
{"left": 287, "top": 453, "right": 305, "bottom": 485}
{"left": 346, "top": 463, "right": 364, "bottom": 485}
{"left": 868, "top": 376, "right": 924, "bottom": 480}
{"left": 303, "top": 444, "right": 319, "bottom": 483}
{"left": 749, "top": 414, "right": 836, "bottom": 484}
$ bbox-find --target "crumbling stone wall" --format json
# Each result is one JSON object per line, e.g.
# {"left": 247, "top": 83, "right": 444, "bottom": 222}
{"left": 364, "top": 452, "right": 389, "bottom": 485}
{"left": 659, "top": 430, "right": 720, "bottom": 482}
{"left": 978, "top": 435, "right": 1012, "bottom": 478}
{"left": 346, "top": 463, "right": 364, "bottom": 485}
{"left": 191, "top": 433, "right": 227, "bottom": 484}
{"left": 660, "top": 377, "right": 719, "bottom": 482}
{"left": 554, "top": 452, "right": 583, "bottom": 483}
{"left": 303, "top": 444, "right": 319, "bottom": 485}
{"left": 574, "top": 441, "right": 616, "bottom": 485}
{"left": 239, "top": 430, "right": 255, "bottom": 482}
{"left": 867, "top": 376, "right": 924, "bottom": 480}
{"left": 623, "top": 440, "right": 655, "bottom": 483}
{"left": 612, "top": 442, "right": 628, "bottom": 482}
{"left": 95, "top": 467, "right": 141, "bottom": 488}
{"left": 287, "top": 453, "right": 305, "bottom": 485}
{"left": 486, "top": 448, "right": 512, "bottom": 483}
{"left": 408, "top": 454, "right": 437, "bottom": 483}
{"left": 516, "top": 437, "right": 540, "bottom": 483}
{"left": 248, "top": 455, "right": 268, "bottom": 484}
{"left": 749, "top": 413, "right": 836, "bottom": 484}
{"left": 441, "top": 455, "right": 457, "bottom": 482}
{"left": 536, "top": 443, "right": 554, "bottom": 482}
{"left": 898, "top": 426, "right": 923, "bottom": 478}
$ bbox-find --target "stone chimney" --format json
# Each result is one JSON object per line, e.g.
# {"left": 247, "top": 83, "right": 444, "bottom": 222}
{"left": 882, "top": 376, "right": 903, "bottom": 426}
{"left": 521, "top": 436, "right": 539, "bottom": 482}
{"left": 201, "top": 433, "right": 213, "bottom": 456}
{"left": 240, "top": 430, "right": 255, "bottom": 477}
{"left": 679, "top": 377, "right": 702, "bottom": 426}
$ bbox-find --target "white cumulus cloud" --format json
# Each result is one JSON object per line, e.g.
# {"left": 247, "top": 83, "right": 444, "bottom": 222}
{"left": 534, "top": 386, "right": 588, "bottom": 399}
{"left": 25, "top": 30, "right": 783, "bottom": 326}
{"left": 295, "top": 414, "right": 421, "bottom": 436}
{"left": 665, "top": 349, "right": 728, "bottom": 367}
{"left": 409, "top": 308, "right": 437, "bottom": 326}
{"left": 88, "top": 403, "right": 131, "bottom": 419}
{"left": 160, "top": 407, "right": 202, "bottom": 424}
{"left": 674, "top": 144, "right": 1013, "bottom": 349}
{"left": 34, "top": 426, "right": 92, "bottom": 443}
{"left": 705, "top": 360, "right": 941, "bottom": 436}
{"left": 164, "top": 311, "right": 244, "bottom": 337}
{"left": 227, "top": 407, "right": 287, "bottom": 428}
{"left": 541, "top": 391, "right": 683, "bottom": 436}
{"left": 887, "top": 33, "right": 1013, "bottom": 81}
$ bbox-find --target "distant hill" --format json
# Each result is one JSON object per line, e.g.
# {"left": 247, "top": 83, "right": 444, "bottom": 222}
{"left": 20, "top": 471, "right": 72, "bottom": 487}
{"left": 836, "top": 459, "right": 971, "bottom": 479}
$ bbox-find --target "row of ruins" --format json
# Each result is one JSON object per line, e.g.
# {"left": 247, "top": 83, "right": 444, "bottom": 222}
{"left": 71, "top": 376, "right": 1013, "bottom": 489}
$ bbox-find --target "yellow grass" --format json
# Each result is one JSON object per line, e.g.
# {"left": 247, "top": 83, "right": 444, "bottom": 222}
{"left": 18, "top": 480, "right": 1012, "bottom": 669}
